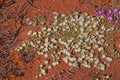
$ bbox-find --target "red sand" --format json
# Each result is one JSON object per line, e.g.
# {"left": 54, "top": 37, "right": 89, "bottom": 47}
{"left": 1, "top": 0, "right": 120, "bottom": 80}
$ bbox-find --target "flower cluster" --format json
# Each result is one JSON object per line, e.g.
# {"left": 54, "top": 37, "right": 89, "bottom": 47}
{"left": 15, "top": 11, "right": 117, "bottom": 78}
{"left": 95, "top": 8, "right": 120, "bottom": 24}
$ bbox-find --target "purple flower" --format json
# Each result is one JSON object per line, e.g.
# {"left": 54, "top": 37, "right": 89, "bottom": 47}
{"left": 94, "top": 8, "right": 120, "bottom": 25}
{"left": 113, "top": 8, "right": 119, "bottom": 13}
{"left": 115, "top": 20, "right": 120, "bottom": 24}
{"left": 100, "top": 10, "right": 105, "bottom": 15}
{"left": 119, "top": 11, "right": 120, "bottom": 15}
{"left": 107, "top": 15, "right": 113, "bottom": 21}
{"left": 95, "top": 9, "right": 105, "bottom": 15}
{"left": 107, "top": 9, "right": 113, "bottom": 15}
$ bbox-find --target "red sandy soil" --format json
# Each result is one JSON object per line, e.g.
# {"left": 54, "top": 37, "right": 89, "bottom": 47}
{"left": 1, "top": 0, "right": 120, "bottom": 80}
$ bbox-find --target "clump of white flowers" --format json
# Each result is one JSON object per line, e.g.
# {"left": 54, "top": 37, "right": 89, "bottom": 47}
{"left": 15, "top": 11, "right": 117, "bottom": 78}
{"left": 26, "top": 15, "right": 47, "bottom": 27}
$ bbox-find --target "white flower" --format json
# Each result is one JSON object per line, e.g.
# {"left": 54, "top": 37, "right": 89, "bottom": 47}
{"left": 68, "top": 62, "right": 73, "bottom": 67}
{"left": 72, "top": 63, "right": 78, "bottom": 67}
{"left": 86, "top": 46, "right": 91, "bottom": 49}
{"left": 78, "top": 34, "right": 84, "bottom": 38}
{"left": 94, "top": 44, "right": 99, "bottom": 48}
{"left": 100, "top": 15, "right": 104, "bottom": 18}
{"left": 100, "top": 39, "right": 104, "bottom": 43}
{"left": 89, "top": 58, "right": 94, "bottom": 62}
{"left": 30, "top": 41, "right": 35, "bottom": 47}
{"left": 28, "top": 21, "right": 33, "bottom": 25}
{"left": 48, "top": 65, "right": 52, "bottom": 69}
{"left": 42, "top": 27, "right": 46, "bottom": 31}
{"left": 85, "top": 38, "right": 89, "bottom": 42}
{"left": 106, "top": 57, "right": 112, "bottom": 62}
{"left": 61, "top": 49, "right": 70, "bottom": 56}
{"left": 19, "top": 46, "right": 23, "bottom": 50}
{"left": 65, "top": 20, "right": 68, "bottom": 23}
{"left": 80, "top": 27, "right": 84, "bottom": 32}
{"left": 65, "top": 26, "right": 69, "bottom": 30}
{"left": 69, "top": 57, "right": 76, "bottom": 62}
{"left": 86, "top": 64, "right": 91, "bottom": 68}
{"left": 44, "top": 60, "right": 49, "bottom": 64}
{"left": 81, "top": 49, "right": 85, "bottom": 53}
{"left": 71, "top": 19, "right": 75, "bottom": 22}
{"left": 37, "top": 51, "right": 43, "bottom": 55}
{"left": 99, "top": 63, "right": 105, "bottom": 70}
{"left": 55, "top": 62, "right": 59, "bottom": 65}
{"left": 51, "top": 38, "right": 57, "bottom": 43}
{"left": 98, "top": 47, "right": 104, "bottom": 51}
{"left": 61, "top": 14, "right": 66, "bottom": 17}
{"left": 37, "top": 41, "right": 40, "bottom": 44}
{"left": 54, "top": 46, "right": 57, "bottom": 48}
{"left": 26, "top": 18, "right": 30, "bottom": 21}
{"left": 47, "top": 28, "right": 51, "bottom": 31}
{"left": 95, "top": 31, "right": 99, "bottom": 35}
{"left": 89, "top": 28, "right": 93, "bottom": 32}
{"left": 44, "top": 48, "right": 48, "bottom": 52}
{"left": 93, "top": 64, "right": 97, "bottom": 67}
{"left": 50, "top": 44, "right": 54, "bottom": 48}
{"left": 41, "top": 69, "right": 46, "bottom": 75}
{"left": 98, "top": 41, "right": 102, "bottom": 45}
{"left": 22, "top": 43, "right": 26, "bottom": 46}
{"left": 62, "top": 28, "right": 66, "bottom": 31}
{"left": 62, "top": 22, "right": 66, "bottom": 25}
{"left": 45, "top": 38, "right": 49, "bottom": 43}
{"left": 82, "top": 33, "right": 88, "bottom": 38}
{"left": 15, "top": 48, "right": 20, "bottom": 51}
{"left": 78, "top": 42, "right": 81, "bottom": 45}
{"left": 81, "top": 54, "right": 85, "bottom": 58}
{"left": 78, "top": 57, "right": 82, "bottom": 62}
{"left": 75, "top": 44, "right": 79, "bottom": 48}
{"left": 74, "top": 48, "right": 80, "bottom": 52}
{"left": 74, "top": 28, "right": 77, "bottom": 31}
{"left": 74, "top": 49, "right": 78, "bottom": 52}
{"left": 47, "top": 33, "right": 50, "bottom": 36}
{"left": 38, "top": 32, "right": 41, "bottom": 35}
{"left": 89, "top": 52, "right": 94, "bottom": 57}
{"left": 54, "top": 16, "right": 58, "bottom": 20}
{"left": 101, "top": 54, "right": 106, "bottom": 58}
{"left": 84, "top": 13, "right": 88, "bottom": 16}
{"left": 86, "top": 56, "right": 90, "bottom": 60}
{"left": 77, "top": 48, "right": 81, "bottom": 52}
{"left": 52, "top": 62, "right": 57, "bottom": 66}
{"left": 63, "top": 57, "right": 68, "bottom": 63}
{"left": 40, "top": 45, "right": 44, "bottom": 49}
{"left": 27, "top": 30, "right": 32, "bottom": 35}
{"left": 53, "top": 12, "right": 59, "bottom": 16}
{"left": 84, "top": 22, "right": 89, "bottom": 27}
{"left": 38, "top": 74, "right": 42, "bottom": 77}
{"left": 67, "top": 39, "right": 72, "bottom": 43}
{"left": 44, "top": 54, "right": 48, "bottom": 58}
{"left": 39, "top": 64, "right": 43, "bottom": 68}
{"left": 93, "top": 21, "right": 99, "bottom": 26}
{"left": 44, "top": 43, "right": 48, "bottom": 48}
{"left": 94, "top": 57, "right": 100, "bottom": 64}
{"left": 91, "top": 17, "right": 95, "bottom": 21}
{"left": 65, "top": 52, "right": 70, "bottom": 56}
{"left": 101, "top": 25, "right": 106, "bottom": 30}
{"left": 53, "top": 28, "right": 57, "bottom": 31}
{"left": 58, "top": 52, "right": 61, "bottom": 55}
{"left": 79, "top": 21, "right": 84, "bottom": 26}
{"left": 99, "top": 35, "right": 104, "bottom": 38}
